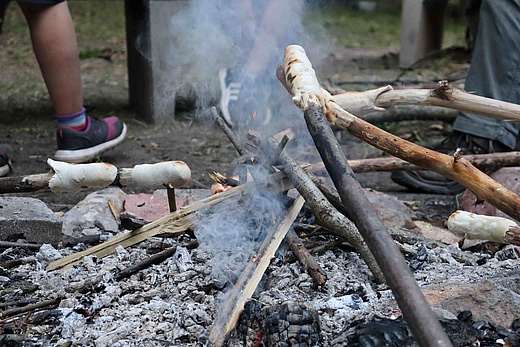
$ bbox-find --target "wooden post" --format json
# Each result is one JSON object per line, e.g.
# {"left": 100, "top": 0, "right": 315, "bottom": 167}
{"left": 399, "top": 0, "right": 448, "bottom": 68}
{"left": 124, "top": 0, "right": 190, "bottom": 122}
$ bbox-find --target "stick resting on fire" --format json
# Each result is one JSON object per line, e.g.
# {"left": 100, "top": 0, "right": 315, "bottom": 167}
{"left": 279, "top": 44, "right": 520, "bottom": 223}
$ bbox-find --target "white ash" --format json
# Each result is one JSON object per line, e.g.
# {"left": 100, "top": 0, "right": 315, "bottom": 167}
{"left": 4, "top": 230, "right": 520, "bottom": 346}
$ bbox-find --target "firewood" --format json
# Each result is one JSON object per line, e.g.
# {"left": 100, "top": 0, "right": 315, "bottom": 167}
{"left": 46, "top": 172, "right": 294, "bottom": 271}
{"left": 285, "top": 229, "right": 327, "bottom": 287}
{"left": 447, "top": 210, "right": 520, "bottom": 245}
{"left": 208, "top": 195, "right": 305, "bottom": 347}
{"left": 330, "top": 80, "right": 520, "bottom": 122}
{"left": 281, "top": 44, "right": 453, "bottom": 347}
{"left": 361, "top": 105, "right": 457, "bottom": 123}
{"left": 115, "top": 245, "right": 178, "bottom": 281}
{"left": 246, "top": 130, "right": 384, "bottom": 284}
{"left": 0, "top": 159, "right": 191, "bottom": 194}
{"left": 0, "top": 298, "right": 61, "bottom": 319}
{"left": 114, "top": 239, "right": 198, "bottom": 281}
{"left": 309, "top": 151, "right": 520, "bottom": 174}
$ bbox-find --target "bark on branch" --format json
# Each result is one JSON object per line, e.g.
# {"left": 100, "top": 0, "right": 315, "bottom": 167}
{"left": 331, "top": 80, "right": 520, "bottom": 122}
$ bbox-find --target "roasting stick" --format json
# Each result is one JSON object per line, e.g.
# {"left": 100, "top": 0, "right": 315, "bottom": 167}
{"left": 281, "top": 44, "right": 453, "bottom": 347}
{"left": 208, "top": 195, "right": 305, "bottom": 347}
{"left": 0, "top": 159, "right": 191, "bottom": 194}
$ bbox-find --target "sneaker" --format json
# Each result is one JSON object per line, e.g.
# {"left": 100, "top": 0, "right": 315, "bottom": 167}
{"left": 0, "top": 150, "right": 12, "bottom": 177}
{"left": 218, "top": 67, "right": 272, "bottom": 129}
{"left": 390, "top": 131, "right": 506, "bottom": 194}
{"left": 54, "top": 116, "right": 127, "bottom": 163}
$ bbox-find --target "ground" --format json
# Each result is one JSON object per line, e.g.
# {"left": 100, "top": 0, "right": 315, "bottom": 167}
{"left": 0, "top": 1, "right": 470, "bottom": 212}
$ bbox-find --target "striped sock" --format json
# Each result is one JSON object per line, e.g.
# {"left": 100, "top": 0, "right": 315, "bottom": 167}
{"left": 55, "top": 107, "right": 87, "bottom": 131}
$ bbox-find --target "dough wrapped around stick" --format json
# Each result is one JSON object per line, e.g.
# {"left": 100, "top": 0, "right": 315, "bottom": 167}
{"left": 447, "top": 210, "right": 520, "bottom": 245}
{"left": 47, "top": 159, "right": 191, "bottom": 193}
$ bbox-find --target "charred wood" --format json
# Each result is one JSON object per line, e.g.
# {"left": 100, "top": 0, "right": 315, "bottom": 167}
{"left": 285, "top": 229, "right": 327, "bottom": 288}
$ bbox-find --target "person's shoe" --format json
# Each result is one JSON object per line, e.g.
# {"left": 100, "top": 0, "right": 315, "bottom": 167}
{"left": 0, "top": 150, "right": 12, "bottom": 177}
{"left": 218, "top": 67, "right": 272, "bottom": 129}
{"left": 390, "top": 131, "right": 505, "bottom": 194}
{"left": 54, "top": 116, "right": 127, "bottom": 163}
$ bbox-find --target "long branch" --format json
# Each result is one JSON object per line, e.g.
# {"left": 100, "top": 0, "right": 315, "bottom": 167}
{"left": 332, "top": 82, "right": 520, "bottom": 122}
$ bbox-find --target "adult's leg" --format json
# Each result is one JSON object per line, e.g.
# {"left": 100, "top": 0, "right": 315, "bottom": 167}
{"left": 453, "top": 0, "right": 520, "bottom": 150}
{"left": 17, "top": 0, "right": 83, "bottom": 116}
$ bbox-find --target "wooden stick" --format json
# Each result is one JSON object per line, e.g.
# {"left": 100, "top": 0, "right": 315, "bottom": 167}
{"left": 0, "top": 241, "right": 42, "bottom": 250}
{"left": 332, "top": 80, "right": 520, "bottom": 122}
{"left": 115, "top": 245, "right": 178, "bottom": 280}
{"left": 327, "top": 101, "right": 520, "bottom": 222}
{"left": 0, "top": 298, "right": 61, "bottom": 319}
{"left": 285, "top": 229, "right": 327, "bottom": 287}
{"left": 46, "top": 172, "right": 293, "bottom": 271}
{"left": 308, "top": 151, "right": 520, "bottom": 174}
{"left": 304, "top": 105, "right": 452, "bottom": 347}
{"left": 207, "top": 195, "right": 305, "bottom": 347}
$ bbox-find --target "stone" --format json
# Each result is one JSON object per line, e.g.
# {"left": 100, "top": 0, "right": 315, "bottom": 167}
{"left": 422, "top": 279, "right": 520, "bottom": 328}
{"left": 364, "top": 188, "right": 414, "bottom": 228}
{"left": 460, "top": 167, "right": 520, "bottom": 218}
{"left": 62, "top": 187, "right": 126, "bottom": 238}
{"left": 0, "top": 197, "right": 62, "bottom": 245}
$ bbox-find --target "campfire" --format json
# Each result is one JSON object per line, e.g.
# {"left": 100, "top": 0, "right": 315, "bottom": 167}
{"left": 2, "top": 45, "right": 520, "bottom": 346}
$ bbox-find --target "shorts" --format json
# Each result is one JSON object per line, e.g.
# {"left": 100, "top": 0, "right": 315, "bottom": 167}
{"left": 17, "top": 0, "right": 66, "bottom": 4}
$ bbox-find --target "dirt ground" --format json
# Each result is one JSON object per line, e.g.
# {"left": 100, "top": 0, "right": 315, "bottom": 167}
{"left": 0, "top": 3, "right": 471, "bottom": 214}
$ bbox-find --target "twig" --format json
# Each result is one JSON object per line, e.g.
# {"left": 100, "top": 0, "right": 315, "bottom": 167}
{"left": 285, "top": 229, "right": 327, "bottom": 287}
{"left": 210, "top": 106, "right": 246, "bottom": 156}
{"left": 0, "top": 241, "right": 41, "bottom": 249}
{"left": 115, "top": 245, "right": 178, "bottom": 280}
{"left": 0, "top": 298, "right": 61, "bottom": 319}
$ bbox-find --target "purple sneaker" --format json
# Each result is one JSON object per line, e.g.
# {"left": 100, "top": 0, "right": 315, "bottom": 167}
{"left": 54, "top": 116, "right": 127, "bottom": 163}
{"left": 0, "top": 150, "right": 12, "bottom": 177}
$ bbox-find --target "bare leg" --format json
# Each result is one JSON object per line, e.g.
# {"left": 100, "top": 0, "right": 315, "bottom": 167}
{"left": 18, "top": 1, "right": 83, "bottom": 116}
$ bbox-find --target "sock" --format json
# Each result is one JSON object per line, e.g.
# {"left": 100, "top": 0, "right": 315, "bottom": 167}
{"left": 55, "top": 107, "right": 87, "bottom": 131}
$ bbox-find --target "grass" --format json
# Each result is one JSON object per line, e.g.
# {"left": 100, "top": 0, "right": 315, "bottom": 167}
{"left": 310, "top": 2, "right": 467, "bottom": 51}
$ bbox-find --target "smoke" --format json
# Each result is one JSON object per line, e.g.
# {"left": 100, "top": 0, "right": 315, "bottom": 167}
{"left": 195, "top": 184, "right": 286, "bottom": 289}
{"left": 154, "top": 0, "right": 331, "bottom": 296}
{"left": 152, "top": 0, "right": 329, "bottom": 135}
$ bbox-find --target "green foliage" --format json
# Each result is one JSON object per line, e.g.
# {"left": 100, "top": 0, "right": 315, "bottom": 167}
{"left": 79, "top": 46, "right": 103, "bottom": 60}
